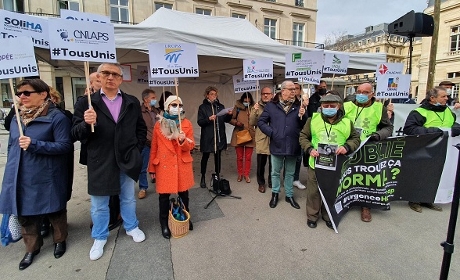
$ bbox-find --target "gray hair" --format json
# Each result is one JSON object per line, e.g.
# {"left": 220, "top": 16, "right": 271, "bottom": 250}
{"left": 97, "top": 63, "right": 123, "bottom": 76}
{"left": 280, "top": 80, "right": 294, "bottom": 89}
{"left": 141, "top": 88, "right": 155, "bottom": 100}
{"left": 426, "top": 86, "right": 446, "bottom": 100}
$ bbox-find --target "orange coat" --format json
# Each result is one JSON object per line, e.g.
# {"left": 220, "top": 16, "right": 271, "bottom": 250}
{"left": 148, "top": 118, "right": 195, "bottom": 194}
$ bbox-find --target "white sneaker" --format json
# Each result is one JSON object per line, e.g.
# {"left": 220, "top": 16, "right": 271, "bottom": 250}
{"left": 293, "top": 180, "right": 306, "bottom": 190}
{"left": 126, "top": 227, "right": 146, "bottom": 243}
{"left": 89, "top": 239, "right": 107, "bottom": 261}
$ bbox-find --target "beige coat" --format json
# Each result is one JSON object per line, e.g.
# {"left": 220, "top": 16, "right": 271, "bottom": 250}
{"left": 249, "top": 100, "right": 270, "bottom": 155}
{"left": 229, "top": 100, "right": 256, "bottom": 147}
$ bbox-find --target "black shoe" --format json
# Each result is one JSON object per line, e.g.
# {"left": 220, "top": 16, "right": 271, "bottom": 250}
{"left": 189, "top": 220, "right": 193, "bottom": 231}
{"left": 151, "top": 178, "right": 156, "bottom": 184}
{"left": 161, "top": 223, "right": 171, "bottom": 239}
{"left": 285, "top": 196, "right": 300, "bottom": 209}
{"left": 54, "top": 241, "right": 66, "bottom": 259}
{"left": 307, "top": 220, "right": 317, "bottom": 228}
{"left": 200, "top": 176, "right": 206, "bottom": 188}
{"left": 108, "top": 217, "right": 123, "bottom": 231}
{"left": 269, "top": 193, "right": 279, "bottom": 208}
{"left": 19, "top": 249, "right": 40, "bottom": 270}
{"left": 40, "top": 221, "right": 50, "bottom": 238}
{"left": 323, "top": 219, "right": 334, "bottom": 230}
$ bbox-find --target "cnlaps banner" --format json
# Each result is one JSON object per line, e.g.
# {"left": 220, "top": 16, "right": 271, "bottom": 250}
{"left": 317, "top": 133, "right": 449, "bottom": 231}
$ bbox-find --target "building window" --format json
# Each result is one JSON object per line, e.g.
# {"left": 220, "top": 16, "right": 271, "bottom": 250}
{"left": 367, "top": 39, "right": 370, "bottom": 44}
{"left": 358, "top": 41, "right": 362, "bottom": 46}
{"left": 2, "top": 0, "right": 24, "bottom": 12}
{"left": 448, "top": 72, "right": 460, "bottom": 78}
{"left": 376, "top": 36, "right": 381, "bottom": 42}
{"left": 264, "top": 18, "right": 277, "bottom": 39}
{"left": 59, "top": 0, "right": 80, "bottom": 11}
{"left": 375, "top": 47, "right": 380, "bottom": 53}
{"left": 231, "top": 13, "right": 245, "bottom": 19}
{"left": 451, "top": 25, "right": 460, "bottom": 52}
{"left": 266, "top": 0, "right": 276, "bottom": 2}
{"left": 110, "top": 0, "right": 129, "bottom": 24}
{"left": 155, "top": 2, "right": 173, "bottom": 10}
{"left": 295, "top": 0, "right": 304, "bottom": 7}
{"left": 292, "top": 22, "right": 304, "bottom": 47}
{"left": 196, "top": 8, "right": 211, "bottom": 15}
{"left": 365, "top": 49, "right": 370, "bottom": 53}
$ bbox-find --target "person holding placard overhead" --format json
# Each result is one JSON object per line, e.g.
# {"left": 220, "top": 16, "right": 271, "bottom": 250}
{"left": 343, "top": 82, "right": 393, "bottom": 222}
{"left": 197, "top": 86, "right": 233, "bottom": 188}
{"left": 72, "top": 62, "right": 147, "bottom": 261}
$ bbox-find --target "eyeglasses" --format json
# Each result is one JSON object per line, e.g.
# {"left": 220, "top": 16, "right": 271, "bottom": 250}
{"left": 15, "top": 91, "right": 38, "bottom": 97}
{"left": 261, "top": 92, "right": 272, "bottom": 95}
{"left": 356, "top": 91, "right": 372, "bottom": 94}
{"left": 170, "top": 103, "right": 183, "bottom": 108}
{"left": 283, "top": 88, "right": 296, "bottom": 91}
{"left": 100, "top": 71, "right": 122, "bottom": 78}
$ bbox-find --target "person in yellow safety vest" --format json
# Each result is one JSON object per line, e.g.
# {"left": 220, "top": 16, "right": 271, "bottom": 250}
{"left": 403, "top": 86, "right": 460, "bottom": 213}
{"left": 343, "top": 83, "right": 394, "bottom": 223}
{"left": 300, "top": 94, "right": 361, "bottom": 230}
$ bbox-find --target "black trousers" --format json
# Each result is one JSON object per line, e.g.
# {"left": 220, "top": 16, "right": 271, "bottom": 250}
{"left": 201, "top": 150, "right": 222, "bottom": 175}
{"left": 159, "top": 191, "right": 189, "bottom": 225}
{"left": 256, "top": 154, "right": 271, "bottom": 186}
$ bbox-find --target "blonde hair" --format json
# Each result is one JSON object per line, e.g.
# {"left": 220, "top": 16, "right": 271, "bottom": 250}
{"left": 49, "top": 87, "right": 62, "bottom": 104}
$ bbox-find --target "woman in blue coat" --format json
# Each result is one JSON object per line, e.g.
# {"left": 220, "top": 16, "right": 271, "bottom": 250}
{"left": 0, "top": 79, "right": 73, "bottom": 270}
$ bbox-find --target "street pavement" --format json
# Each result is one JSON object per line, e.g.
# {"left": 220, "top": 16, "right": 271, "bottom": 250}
{"left": 0, "top": 129, "right": 459, "bottom": 280}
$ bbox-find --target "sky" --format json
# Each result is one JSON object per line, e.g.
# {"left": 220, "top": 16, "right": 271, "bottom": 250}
{"left": 316, "top": 0, "right": 429, "bottom": 43}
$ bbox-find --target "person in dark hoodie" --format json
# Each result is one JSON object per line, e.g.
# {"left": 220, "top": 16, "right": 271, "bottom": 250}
{"left": 403, "top": 86, "right": 460, "bottom": 213}
{"left": 307, "top": 80, "right": 327, "bottom": 118}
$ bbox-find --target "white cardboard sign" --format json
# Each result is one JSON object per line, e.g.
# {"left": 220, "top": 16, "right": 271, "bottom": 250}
{"left": 285, "top": 51, "right": 323, "bottom": 78}
{"left": 375, "top": 74, "right": 411, "bottom": 99}
{"left": 0, "top": 9, "right": 49, "bottom": 49}
{"left": 323, "top": 52, "right": 349, "bottom": 75}
{"left": 375, "top": 63, "right": 404, "bottom": 76}
{"left": 298, "top": 76, "right": 321, "bottom": 85}
{"left": 148, "top": 43, "right": 199, "bottom": 78}
{"left": 0, "top": 36, "right": 38, "bottom": 79}
{"left": 60, "top": 9, "right": 110, "bottom": 24}
{"left": 48, "top": 18, "right": 116, "bottom": 62}
{"left": 232, "top": 74, "right": 259, "bottom": 93}
{"left": 243, "top": 58, "right": 273, "bottom": 81}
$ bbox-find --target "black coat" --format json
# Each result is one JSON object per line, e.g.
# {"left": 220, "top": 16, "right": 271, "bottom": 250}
{"left": 197, "top": 99, "right": 232, "bottom": 153}
{"left": 71, "top": 91, "right": 147, "bottom": 196}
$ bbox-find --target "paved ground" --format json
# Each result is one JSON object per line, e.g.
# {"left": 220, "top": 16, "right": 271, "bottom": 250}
{"left": 0, "top": 130, "right": 459, "bottom": 280}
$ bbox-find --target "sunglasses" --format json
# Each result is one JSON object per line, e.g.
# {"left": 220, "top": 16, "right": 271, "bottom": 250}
{"left": 100, "top": 71, "right": 122, "bottom": 78}
{"left": 15, "top": 91, "right": 38, "bottom": 97}
{"left": 170, "top": 103, "right": 183, "bottom": 108}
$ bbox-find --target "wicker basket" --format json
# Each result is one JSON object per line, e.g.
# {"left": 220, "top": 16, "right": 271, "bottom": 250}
{"left": 168, "top": 206, "right": 190, "bottom": 238}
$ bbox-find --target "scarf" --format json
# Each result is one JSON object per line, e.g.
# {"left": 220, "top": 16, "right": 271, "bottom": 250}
{"left": 279, "top": 99, "right": 294, "bottom": 113}
{"left": 20, "top": 100, "right": 50, "bottom": 126}
{"left": 160, "top": 112, "right": 184, "bottom": 140}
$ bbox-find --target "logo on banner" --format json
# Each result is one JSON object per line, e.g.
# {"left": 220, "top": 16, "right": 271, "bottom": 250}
{"left": 292, "top": 53, "right": 302, "bottom": 62}
{"left": 4, "top": 17, "right": 43, "bottom": 33}
{"left": 56, "top": 28, "right": 109, "bottom": 43}
{"left": 164, "top": 46, "right": 183, "bottom": 63}
{"left": 57, "top": 29, "right": 72, "bottom": 42}
{"left": 387, "top": 77, "right": 399, "bottom": 90}
{"left": 378, "top": 64, "right": 388, "bottom": 74}
{"left": 332, "top": 55, "right": 341, "bottom": 64}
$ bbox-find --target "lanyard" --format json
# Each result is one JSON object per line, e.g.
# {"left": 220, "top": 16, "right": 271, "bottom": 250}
{"left": 434, "top": 110, "right": 445, "bottom": 123}
{"left": 323, "top": 121, "right": 333, "bottom": 141}
{"left": 354, "top": 106, "right": 365, "bottom": 124}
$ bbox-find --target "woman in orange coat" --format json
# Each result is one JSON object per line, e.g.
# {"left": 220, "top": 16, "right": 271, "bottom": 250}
{"left": 148, "top": 96, "right": 195, "bottom": 239}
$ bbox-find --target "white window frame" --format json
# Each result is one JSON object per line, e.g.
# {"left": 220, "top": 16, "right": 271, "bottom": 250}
{"left": 231, "top": 12, "right": 246, "bottom": 19}
{"left": 264, "top": 18, "right": 277, "bottom": 40}
{"left": 450, "top": 25, "right": 460, "bottom": 52}
{"left": 59, "top": 0, "right": 80, "bottom": 11}
{"left": 196, "top": 8, "right": 212, "bottom": 16}
{"left": 292, "top": 22, "right": 304, "bottom": 47}
{"left": 110, "top": 0, "right": 130, "bottom": 24}
{"left": 155, "top": 2, "right": 173, "bottom": 10}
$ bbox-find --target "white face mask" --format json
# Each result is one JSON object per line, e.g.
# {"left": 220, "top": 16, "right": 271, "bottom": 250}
{"left": 446, "top": 89, "right": 452, "bottom": 95}
{"left": 169, "top": 106, "right": 183, "bottom": 116}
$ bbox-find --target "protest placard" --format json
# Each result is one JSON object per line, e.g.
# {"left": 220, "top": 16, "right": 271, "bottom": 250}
{"left": 232, "top": 74, "right": 259, "bottom": 93}
{"left": 375, "top": 62, "right": 404, "bottom": 76}
{"left": 242, "top": 58, "right": 273, "bottom": 81}
{"left": 0, "top": 36, "right": 38, "bottom": 79}
{"left": 323, "top": 52, "right": 349, "bottom": 75}
{"left": 375, "top": 74, "right": 411, "bottom": 99}
{"left": 285, "top": 50, "right": 323, "bottom": 79}
{"left": 148, "top": 43, "right": 199, "bottom": 78}
{"left": 0, "top": 9, "right": 49, "bottom": 48}
{"left": 60, "top": 9, "right": 110, "bottom": 24}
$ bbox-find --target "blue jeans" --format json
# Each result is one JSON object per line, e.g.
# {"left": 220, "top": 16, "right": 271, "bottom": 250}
{"left": 90, "top": 172, "right": 139, "bottom": 240}
{"left": 271, "top": 155, "right": 296, "bottom": 197}
{"left": 139, "top": 146, "right": 150, "bottom": 190}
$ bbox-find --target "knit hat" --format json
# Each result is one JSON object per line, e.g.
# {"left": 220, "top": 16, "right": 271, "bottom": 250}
{"left": 164, "top": 95, "right": 183, "bottom": 109}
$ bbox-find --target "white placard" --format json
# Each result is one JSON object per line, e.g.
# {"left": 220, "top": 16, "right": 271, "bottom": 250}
{"left": 375, "top": 63, "right": 404, "bottom": 76}
{"left": 60, "top": 9, "right": 110, "bottom": 24}
{"left": 137, "top": 65, "right": 149, "bottom": 84}
{"left": 148, "top": 43, "right": 199, "bottom": 78}
{"left": 0, "top": 9, "right": 49, "bottom": 49}
{"left": 285, "top": 51, "right": 323, "bottom": 78}
{"left": 149, "top": 78, "right": 178, "bottom": 87}
{"left": 0, "top": 36, "right": 38, "bottom": 79}
{"left": 375, "top": 74, "right": 411, "bottom": 99}
{"left": 120, "top": 64, "right": 131, "bottom": 82}
{"left": 243, "top": 58, "right": 273, "bottom": 81}
{"left": 298, "top": 76, "right": 321, "bottom": 85}
{"left": 232, "top": 74, "right": 259, "bottom": 93}
{"left": 323, "top": 53, "right": 349, "bottom": 75}
{"left": 48, "top": 18, "right": 116, "bottom": 62}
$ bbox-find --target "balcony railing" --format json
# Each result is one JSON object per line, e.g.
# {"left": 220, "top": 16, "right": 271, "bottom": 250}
{"left": 447, "top": 50, "right": 460, "bottom": 56}
{"left": 19, "top": 12, "right": 138, "bottom": 25}
{"left": 276, "top": 39, "right": 324, "bottom": 49}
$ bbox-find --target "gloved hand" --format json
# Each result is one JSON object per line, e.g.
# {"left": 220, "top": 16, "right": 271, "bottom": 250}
{"left": 369, "top": 133, "right": 380, "bottom": 141}
{"left": 452, "top": 123, "right": 460, "bottom": 137}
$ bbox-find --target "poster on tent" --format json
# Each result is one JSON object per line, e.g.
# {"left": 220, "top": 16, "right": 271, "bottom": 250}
{"left": 60, "top": 9, "right": 110, "bottom": 24}
{"left": 375, "top": 74, "right": 411, "bottom": 99}
{"left": 242, "top": 58, "right": 273, "bottom": 81}
{"left": 232, "top": 74, "right": 259, "bottom": 93}
{"left": 148, "top": 43, "right": 199, "bottom": 78}
{"left": 0, "top": 36, "right": 38, "bottom": 79}
{"left": 136, "top": 65, "right": 177, "bottom": 86}
{"left": 121, "top": 64, "right": 131, "bottom": 82}
{"left": 0, "top": 9, "right": 49, "bottom": 48}
{"left": 284, "top": 50, "right": 323, "bottom": 79}
{"left": 375, "top": 63, "right": 404, "bottom": 76}
{"left": 323, "top": 53, "right": 349, "bottom": 75}
{"left": 48, "top": 18, "right": 116, "bottom": 62}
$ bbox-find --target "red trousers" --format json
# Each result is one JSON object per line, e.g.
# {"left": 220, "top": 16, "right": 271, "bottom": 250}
{"left": 235, "top": 146, "right": 253, "bottom": 176}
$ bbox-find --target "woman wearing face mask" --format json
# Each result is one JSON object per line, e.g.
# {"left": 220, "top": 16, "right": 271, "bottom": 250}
{"left": 148, "top": 95, "right": 195, "bottom": 239}
{"left": 230, "top": 92, "right": 256, "bottom": 183}
{"left": 138, "top": 89, "right": 159, "bottom": 199}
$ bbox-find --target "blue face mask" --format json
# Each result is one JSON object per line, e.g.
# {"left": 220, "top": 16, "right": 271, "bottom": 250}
{"left": 322, "top": 108, "right": 338, "bottom": 117}
{"left": 434, "top": 102, "right": 442, "bottom": 106}
{"left": 355, "top": 94, "right": 369, "bottom": 104}
{"left": 243, "top": 102, "right": 250, "bottom": 107}
{"left": 150, "top": 99, "right": 157, "bottom": 106}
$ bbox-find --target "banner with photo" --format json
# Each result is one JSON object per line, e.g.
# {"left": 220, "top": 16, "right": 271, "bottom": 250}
{"left": 0, "top": 36, "right": 38, "bottom": 79}
{"left": 232, "top": 74, "right": 259, "bottom": 93}
{"left": 0, "top": 9, "right": 49, "bottom": 48}
{"left": 316, "top": 133, "right": 451, "bottom": 230}
{"left": 148, "top": 43, "right": 198, "bottom": 78}
{"left": 243, "top": 58, "right": 273, "bottom": 81}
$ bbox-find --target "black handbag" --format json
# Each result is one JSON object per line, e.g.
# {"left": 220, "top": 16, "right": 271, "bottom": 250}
{"left": 211, "top": 173, "right": 232, "bottom": 195}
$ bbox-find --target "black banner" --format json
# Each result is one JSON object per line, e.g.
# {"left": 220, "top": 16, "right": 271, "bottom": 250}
{"left": 316, "top": 133, "right": 448, "bottom": 230}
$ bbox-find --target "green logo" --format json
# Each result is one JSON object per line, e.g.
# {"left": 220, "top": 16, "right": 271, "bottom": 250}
{"left": 292, "top": 53, "right": 302, "bottom": 62}
{"left": 332, "top": 54, "right": 341, "bottom": 64}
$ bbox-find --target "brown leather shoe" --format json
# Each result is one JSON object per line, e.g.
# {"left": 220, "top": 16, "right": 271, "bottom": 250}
{"left": 409, "top": 202, "right": 422, "bottom": 213}
{"left": 237, "top": 175, "right": 243, "bottom": 182}
{"left": 245, "top": 176, "right": 251, "bottom": 183}
{"left": 421, "top": 202, "right": 443, "bottom": 212}
{"left": 361, "top": 207, "right": 372, "bottom": 222}
{"left": 138, "top": 189, "right": 146, "bottom": 199}
{"left": 258, "top": 184, "right": 266, "bottom": 193}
